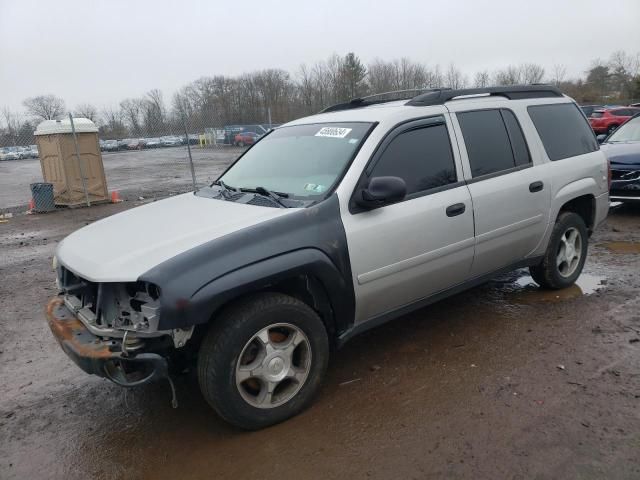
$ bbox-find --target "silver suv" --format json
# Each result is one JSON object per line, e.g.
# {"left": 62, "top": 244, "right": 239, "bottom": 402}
{"left": 48, "top": 86, "right": 609, "bottom": 429}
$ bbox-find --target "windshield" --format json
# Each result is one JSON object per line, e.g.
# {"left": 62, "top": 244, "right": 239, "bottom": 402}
{"left": 607, "top": 115, "right": 640, "bottom": 142}
{"left": 219, "top": 122, "right": 373, "bottom": 199}
{"left": 590, "top": 111, "right": 604, "bottom": 118}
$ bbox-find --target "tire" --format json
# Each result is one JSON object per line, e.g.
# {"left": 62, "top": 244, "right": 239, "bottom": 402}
{"left": 197, "top": 292, "right": 329, "bottom": 430}
{"left": 607, "top": 124, "right": 618, "bottom": 135}
{"left": 530, "top": 211, "right": 588, "bottom": 289}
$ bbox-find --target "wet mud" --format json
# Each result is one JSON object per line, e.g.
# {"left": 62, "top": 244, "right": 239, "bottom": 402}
{"left": 1, "top": 202, "right": 640, "bottom": 479}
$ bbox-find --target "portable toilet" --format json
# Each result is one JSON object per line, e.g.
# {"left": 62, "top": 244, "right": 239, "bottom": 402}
{"left": 34, "top": 118, "right": 109, "bottom": 206}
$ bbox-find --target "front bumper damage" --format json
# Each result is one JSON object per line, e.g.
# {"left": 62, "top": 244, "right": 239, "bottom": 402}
{"left": 46, "top": 297, "right": 177, "bottom": 406}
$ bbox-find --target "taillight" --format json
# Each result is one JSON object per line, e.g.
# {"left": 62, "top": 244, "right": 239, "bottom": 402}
{"left": 607, "top": 158, "right": 612, "bottom": 189}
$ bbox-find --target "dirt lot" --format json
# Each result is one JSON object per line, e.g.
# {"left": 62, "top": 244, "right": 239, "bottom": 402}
{"left": 0, "top": 146, "right": 241, "bottom": 210}
{"left": 1, "top": 200, "right": 639, "bottom": 480}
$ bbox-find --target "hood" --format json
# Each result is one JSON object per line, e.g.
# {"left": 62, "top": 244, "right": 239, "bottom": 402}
{"left": 600, "top": 142, "right": 640, "bottom": 166}
{"left": 56, "top": 193, "right": 295, "bottom": 282}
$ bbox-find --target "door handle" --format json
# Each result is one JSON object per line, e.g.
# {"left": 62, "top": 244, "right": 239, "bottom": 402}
{"left": 446, "top": 203, "right": 466, "bottom": 217}
{"left": 529, "top": 181, "right": 544, "bottom": 193}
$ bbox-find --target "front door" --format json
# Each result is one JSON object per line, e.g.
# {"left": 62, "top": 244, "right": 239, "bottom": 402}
{"left": 341, "top": 116, "right": 476, "bottom": 323}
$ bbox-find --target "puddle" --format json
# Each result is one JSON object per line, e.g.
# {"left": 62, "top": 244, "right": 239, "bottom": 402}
{"left": 601, "top": 241, "right": 640, "bottom": 254}
{"left": 498, "top": 272, "right": 607, "bottom": 304}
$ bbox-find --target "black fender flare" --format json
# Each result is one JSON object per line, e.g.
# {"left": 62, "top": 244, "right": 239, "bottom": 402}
{"left": 155, "top": 248, "right": 355, "bottom": 336}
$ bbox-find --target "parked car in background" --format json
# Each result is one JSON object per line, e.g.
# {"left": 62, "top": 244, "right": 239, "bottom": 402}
{"left": 580, "top": 105, "right": 603, "bottom": 118}
{"left": 589, "top": 107, "right": 640, "bottom": 135}
{"left": 1, "top": 147, "right": 21, "bottom": 161}
{"left": 125, "top": 138, "right": 146, "bottom": 150}
{"left": 234, "top": 131, "right": 261, "bottom": 146}
{"left": 102, "top": 140, "right": 119, "bottom": 152}
{"left": 27, "top": 145, "right": 39, "bottom": 158}
{"left": 161, "top": 136, "right": 182, "bottom": 147}
{"left": 600, "top": 113, "right": 640, "bottom": 204}
{"left": 144, "top": 137, "right": 162, "bottom": 148}
{"left": 182, "top": 134, "right": 199, "bottom": 145}
{"left": 0, "top": 148, "right": 13, "bottom": 161}
{"left": 118, "top": 139, "right": 130, "bottom": 150}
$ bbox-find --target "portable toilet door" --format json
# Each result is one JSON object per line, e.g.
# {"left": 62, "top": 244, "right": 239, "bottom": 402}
{"left": 34, "top": 118, "right": 109, "bottom": 206}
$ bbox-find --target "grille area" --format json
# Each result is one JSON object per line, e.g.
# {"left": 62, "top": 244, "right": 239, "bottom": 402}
{"left": 611, "top": 169, "right": 640, "bottom": 181}
{"left": 57, "top": 266, "right": 160, "bottom": 332}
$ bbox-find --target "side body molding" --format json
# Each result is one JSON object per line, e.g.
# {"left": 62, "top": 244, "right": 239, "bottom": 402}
{"left": 139, "top": 194, "right": 355, "bottom": 333}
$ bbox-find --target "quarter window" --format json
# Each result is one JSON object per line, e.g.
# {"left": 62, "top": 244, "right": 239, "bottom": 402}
{"left": 369, "top": 123, "right": 457, "bottom": 196}
{"left": 457, "top": 109, "right": 530, "bottom": 177}
{"left": 501, "top": 110, "right": 531, "bottom": 167}
{"left": 528, "top": 103, "right": 598, "bottom": 161}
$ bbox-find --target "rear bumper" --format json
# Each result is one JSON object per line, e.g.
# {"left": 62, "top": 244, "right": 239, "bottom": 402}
{"left": 46, "top": 297, "right": 169, "bottom": 386}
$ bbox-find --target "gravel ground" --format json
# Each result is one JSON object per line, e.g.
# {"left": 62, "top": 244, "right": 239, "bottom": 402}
{"left": 0, "top": 146, "right": 241, "bottom": 210}
{"left": 0, "top": 201, "right": 639, "bottom": 480}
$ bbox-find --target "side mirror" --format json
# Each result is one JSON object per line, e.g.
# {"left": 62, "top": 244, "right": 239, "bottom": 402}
{"left": 596, "top": 134, "right": 607, "bottom": 144}
{"left": 355, "top": 176, "right": 407, "bottom": 209}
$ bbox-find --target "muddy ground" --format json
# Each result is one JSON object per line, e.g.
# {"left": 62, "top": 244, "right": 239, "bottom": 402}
{"left": 0, "top": 146, "right": 241, "bottom": 210}
{"left": 1, "top": 201, "right": 639, "bottom": 480}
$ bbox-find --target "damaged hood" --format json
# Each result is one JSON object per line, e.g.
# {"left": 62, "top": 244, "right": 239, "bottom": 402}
{"left": 56, "top": 193, "right": 295, "bottom": 282}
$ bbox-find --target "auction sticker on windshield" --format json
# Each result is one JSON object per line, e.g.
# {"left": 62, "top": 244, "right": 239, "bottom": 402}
{"left": 315, "top": 127, "right": 352, "bottom": 138}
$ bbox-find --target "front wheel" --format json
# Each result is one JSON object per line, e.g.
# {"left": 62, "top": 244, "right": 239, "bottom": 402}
{"left": 197, "top": 293, "right": 329, "bottom": 430}
{"left": 530, "top": 212, "right": 588, "bottom": 289}
{"left": 607, "top": 124, "right": 618, "bottom": 135}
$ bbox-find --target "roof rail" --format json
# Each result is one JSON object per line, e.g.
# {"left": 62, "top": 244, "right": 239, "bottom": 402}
{"left": 320, "top": 88, "right": 439, "bottom": 113}
{"left": 406, "top": 85, "right": 563, "bottom": 106}
{"left": 319, "top": 85, "right": 564, "bottom": 114}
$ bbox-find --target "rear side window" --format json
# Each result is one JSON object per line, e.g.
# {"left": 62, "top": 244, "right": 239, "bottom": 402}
{"left": 370, "top": 123, "right": 457, "bottom": 195}
{"left": 528, "top": 104, "right": 598, "bottom": 161}
{"left": 502, "top": 110, "right": 531, "bottom": 166}
{"left": 457, "top": 109, "right": 530, "bottom": 177}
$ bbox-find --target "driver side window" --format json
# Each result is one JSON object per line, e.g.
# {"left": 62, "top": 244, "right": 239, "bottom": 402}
{"left": 369, "top": 123, "right": 458, "bottom": 197}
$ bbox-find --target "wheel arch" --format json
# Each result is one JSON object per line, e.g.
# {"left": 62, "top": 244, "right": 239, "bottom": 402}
{"left": 189, "top": 249, "right": 354, "bottom": 347}
{"left": 552, "top": 178, "right": 597, "bottom": 232}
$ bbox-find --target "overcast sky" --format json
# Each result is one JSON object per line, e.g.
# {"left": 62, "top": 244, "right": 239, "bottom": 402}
{"left": 1, "top": 0, "right": 639, "bottom": 114}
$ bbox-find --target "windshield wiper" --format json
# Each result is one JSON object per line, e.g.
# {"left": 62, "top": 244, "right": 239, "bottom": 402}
{"left": 241, "top": 186, "right": 289, "bottom": 208}
{"left": 212, "top": 179, "right": 237, "bottom": 199}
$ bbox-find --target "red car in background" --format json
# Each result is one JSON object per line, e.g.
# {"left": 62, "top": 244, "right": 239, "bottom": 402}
{"left": 233, "top": 131, "right": 261, "bottom": 147}
{"left": 589, "top": 107, "right": 640, "bottom": 135}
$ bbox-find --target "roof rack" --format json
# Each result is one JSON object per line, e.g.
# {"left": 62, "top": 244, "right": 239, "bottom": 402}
{"left": 320, "top": 85, "right": 563, "bottom": 113}
{"left": 406, "top": 85, "right": 563, "bottom": 106}
{"left": 320, "top": 88, "right": 439, "bottom": 113}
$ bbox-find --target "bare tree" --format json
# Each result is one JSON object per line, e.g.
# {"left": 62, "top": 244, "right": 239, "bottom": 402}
{"left": 101, "top": 107, "right": 127, "bottom": 138}
{"left": 2, "top": 107, "right": 22, "bottom": 136}
{"left": 119, "top": 98, "right": 144, "bottom": 136}
{"left": 521, "top": 63, "right": 545, "bottom": 84}
{"left": 75, "top": 103, "right": 98, "bottom": 122}
{"left": 494, "top": 65, "right": 522, "bottom": 85}
{"left": 142, "top": 89, "right": 167, "bottom": 133}
{"left": 444, "top": 63, "right": 467, "bottom": 89}
{"left": 23, "top": 94, "right": 66, "bottom": 120}
{"left": 551, "top": 64, "right": 567, "bottom": 86}
{"left": 473, "top": 70, "right": 491, "bottom": 88}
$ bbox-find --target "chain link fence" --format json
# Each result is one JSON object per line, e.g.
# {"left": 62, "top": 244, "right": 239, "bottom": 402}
{"left": 1, "top": 93, "right": 639, "bottom": 213}
{"left": 0, "top": 107, "right": 278, "bottom": 211}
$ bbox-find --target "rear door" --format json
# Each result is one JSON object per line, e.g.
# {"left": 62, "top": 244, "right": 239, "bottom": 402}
{"left": 449, "top": 106, "right": 551, "bottom": 276}
{"left": 342, "top": 116, "right": 475, "bottom": 323}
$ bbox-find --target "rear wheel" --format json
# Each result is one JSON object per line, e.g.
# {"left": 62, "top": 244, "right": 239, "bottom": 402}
{"left": 530, "top": 212, "right": 588, "bottom": 289}
{"left": 197, "top": 293, "right": 329, "bottom": 430}
{"left": 607, "top": 124, "right": 619, "bottom": 135}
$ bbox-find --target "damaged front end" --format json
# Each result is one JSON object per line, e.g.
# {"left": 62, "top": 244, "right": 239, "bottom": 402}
{"left": 47, "top": 262, "right": 194, "bottom": 404}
